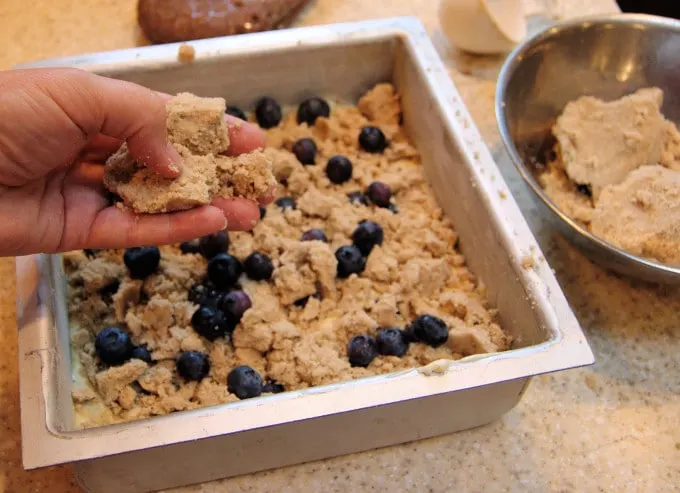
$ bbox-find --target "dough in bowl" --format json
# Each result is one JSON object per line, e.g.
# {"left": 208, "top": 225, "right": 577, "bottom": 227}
{"left": 591, "top": 165, "right": 680, "bottom": 265}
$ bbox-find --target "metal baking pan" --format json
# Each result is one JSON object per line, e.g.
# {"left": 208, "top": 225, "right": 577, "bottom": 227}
{"left": 15, "top": 17, "right": 594, "bottom": 493}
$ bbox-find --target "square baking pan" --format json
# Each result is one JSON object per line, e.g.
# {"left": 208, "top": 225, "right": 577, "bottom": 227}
{"left": 15, "top": 17, "right": 594, "bottom": 493}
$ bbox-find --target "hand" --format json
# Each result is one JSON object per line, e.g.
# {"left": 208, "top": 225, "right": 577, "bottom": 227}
{"left": 0, "top": 67, "right": 269, "bottom": 256}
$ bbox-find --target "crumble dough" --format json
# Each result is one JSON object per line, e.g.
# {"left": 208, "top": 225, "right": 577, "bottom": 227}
{"left": 552, "top": 88, "right": 666, "bottom": 198}
{"left": 103, "top": 92, "right": 276, "bottom": 213}
{"left": 591, "top": 165, "right": 680, "bottom": 265}
{"left": 540, "top": 88, "right": 680, "bottom": 266}
{"left": 68, "top": 83, "right": 510, "bottom": 428}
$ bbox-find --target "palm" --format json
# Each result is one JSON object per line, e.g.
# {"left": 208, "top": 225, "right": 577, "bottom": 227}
{"left": 0, "top": 68, "right": 268, "bottom": 256}
{"left": 0, "top": 142, "right": 231, "bottom": 254}
{"left": 0, "top": 167, "right": 100, "bottom": 253}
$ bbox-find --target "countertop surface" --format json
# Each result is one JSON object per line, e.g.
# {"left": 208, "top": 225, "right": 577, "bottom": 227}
{"left": 3, "top": 1, "right": 680, "bottom": 492}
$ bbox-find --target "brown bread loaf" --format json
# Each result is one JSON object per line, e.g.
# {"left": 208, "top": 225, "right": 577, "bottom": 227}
{"left": 138, "top": 0, "right": 311, "bottom": 44}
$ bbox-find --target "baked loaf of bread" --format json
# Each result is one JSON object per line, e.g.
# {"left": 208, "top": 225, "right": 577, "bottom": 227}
{"left": 138, "top": 0, "right": 311, "bottom": 44}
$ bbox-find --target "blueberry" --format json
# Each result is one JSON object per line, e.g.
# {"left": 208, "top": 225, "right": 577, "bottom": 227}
{"left": 576, "top": 184, "right": 592, "bottom": 197}
{"left": 410, "top": 315, "right": 449, "bottom": 347}
{"left": 98, "top": 279, "right": 120, "bottom": 299}
{"left": 219, "top": 290, "right": 252, "bottom": 323}
{"left": 188, "top": 283, "right": 203, "bottom": 303}
{"left": 401, "top": 329, "right": 416, "bottom": 343}
{"left": 191, "top": 305, "right": 234, "bottom": 340}
{"left": 244, "top": 251, "right": 274, "bottom": 281}
{"left": 297, "top": 97, "right": 330, "bottom": 126}
{"left": 352, "top": 220, "right": 384, "bottom": 256}
{"left": 207, "top": 253, "right": 243, "bottom": 290}
{"left": 105, "top": 190, "right": 122, "bottom": 207}
{"left": 291, "top": 138, "right": 317, "bottom": 165}
{"left": 198, "top": 231, "right": 230, "bottom": 259}
{"left": 123, "top": 246, "right": 160, "bottom": 279}
{"left": 188, "top": 283, "right": 223, "bottom": 307}
{"left": 259, "top": 206, "right": 267, "bottom": 219}
{"left": 227, "top": 365, "right": 263, "bottom": 399}
{"left": 293, "top": 295, "right": 311, "bottom": 307}
{"left": 294, "top": 284, "right": 322, "bottom": 307}
{"left": 84, "top": 249, "right": 100, "bottom": 258}
{"left": 325, "top": 155, "right": 353, "bottom": 184}
{"left": 95, "top": 327, "right": 134, "bottom": 366}
{"left": 179, "top": 239, "right": 201, "bottom": 254}
{"left": 301, "top": 229, "right": 328, "bottom": 243}
{"left": 366, "top": 181, "right": 392, "bottom": 208}
{"left": 131, "top": 345, "right": 153, "bottom": 363}
{"left": 347, "top": 335, "right": 377, "bottom": 367}
{"left": 261, "top": 381, "right": 285, "bottom": 394}
{"left": 347, "top": 191, "right": 370, "bottom": 206}
{"left": 275, "top": 197, "right": 296, "bottom": 211}
{"left": 376, "top": 328, "right": 409, "bottom": 357}
{"left": 177, "top": 351, "right": 210, "bottom": 381}
{"left": 335, "top": 245, "right": 366, "bottom": 278}
{"left": 254, "top": 97, "right": 282, "bottom": 129}
{"left": 226, "top": 105, "right": 247, "bottom": 121}
{"left": 359, "top": 126, "right": 388, "bottom": 153}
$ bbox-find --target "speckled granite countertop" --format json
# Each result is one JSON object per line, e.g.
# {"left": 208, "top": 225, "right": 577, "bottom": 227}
{"left": 2, "top": 1, "right": 679, "bottom": 492}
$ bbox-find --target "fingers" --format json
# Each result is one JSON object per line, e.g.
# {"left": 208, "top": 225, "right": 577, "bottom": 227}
{"left": 85, "top": 205, "right": 228, "bottom": 249}
{"left": 8, "top": 69, "right": 264, "bottom": 187}
{"left": 224, "top": 115, "right": 266, "bottom": 156}
{"left": 154, "top": 91, "right": 172, "bottom": 102}
{"left": 69, "top": 161, "right": 105, "bottom": 187}
{"left": 82, "top": 75, "right": 182, "bottom": 178}
{"left": 71, "top": 197, "right": 263, "bottom": 252}
{"left": 211, "top": 197, "right": 261, "bottom": 231}
{"left": 259, "top": 185, "right": 276, "bottom": 205}
{"left": 89, "top": 134, "right": 123, "bottom": 152}
{"left": 80, "top": 134, "right": 123, "bottom": 161}
{"left": 27, "top": 68, "right": 182, "bottom": 178}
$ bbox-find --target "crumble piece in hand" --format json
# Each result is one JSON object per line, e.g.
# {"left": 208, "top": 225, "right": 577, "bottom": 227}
{"left": 103, "top": 92, "right": 275, "bottom": 213}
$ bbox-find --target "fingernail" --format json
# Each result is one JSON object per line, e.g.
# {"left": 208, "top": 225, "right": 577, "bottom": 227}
{"left": 226, "top": 116, "right": 244, "bottom": 130}
{"left": 165, "top": 143, "right": 182, "bottom": 176}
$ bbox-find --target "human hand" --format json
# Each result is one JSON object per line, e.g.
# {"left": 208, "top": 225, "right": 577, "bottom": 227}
{"left": 0, "top": 67, "right": 269, "bottom": 257}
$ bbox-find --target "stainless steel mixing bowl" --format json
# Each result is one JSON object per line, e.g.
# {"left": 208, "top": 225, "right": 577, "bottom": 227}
{"left": 496, "top": 13, "right": 680, "bottom": 284}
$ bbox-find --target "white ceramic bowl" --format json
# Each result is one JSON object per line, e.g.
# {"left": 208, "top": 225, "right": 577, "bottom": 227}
{"left": 438, "top": 0, "right": 527, "bottom": 54}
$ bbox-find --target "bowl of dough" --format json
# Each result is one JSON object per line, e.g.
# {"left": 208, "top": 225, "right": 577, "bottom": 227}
{"left": 496, "top": 13, "right": 680, "bottom": 284}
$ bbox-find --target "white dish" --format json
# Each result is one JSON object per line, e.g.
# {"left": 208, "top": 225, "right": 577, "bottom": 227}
{"left": 438, "top": 0, "right": 527, "bottom": 54}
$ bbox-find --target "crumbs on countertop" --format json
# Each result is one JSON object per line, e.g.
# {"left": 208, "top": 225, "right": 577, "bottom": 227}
{"left": 177, "top": 43, "right": 195, "bottom": 63}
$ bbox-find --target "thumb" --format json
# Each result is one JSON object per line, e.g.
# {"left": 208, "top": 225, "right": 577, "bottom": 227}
{"left": 30, "top": 68, "right": 181, "bottom": 178}
{"left": 84, "top": 73, "right": 182, "bottom": 178}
